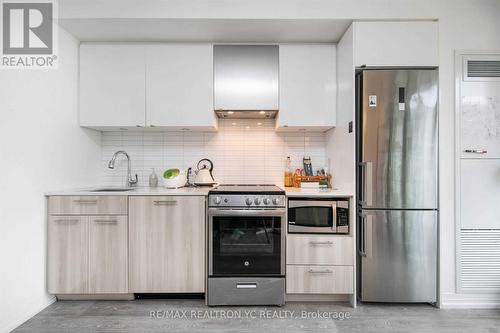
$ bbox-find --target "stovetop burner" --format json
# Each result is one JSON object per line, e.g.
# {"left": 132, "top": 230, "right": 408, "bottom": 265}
{"left": 210, "top": 184, "right": 284, "bottom": 195}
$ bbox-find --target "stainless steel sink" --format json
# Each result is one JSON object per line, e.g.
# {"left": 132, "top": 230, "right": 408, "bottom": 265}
{"left": 90, "top": 188, "right": 135, "bottom": 192}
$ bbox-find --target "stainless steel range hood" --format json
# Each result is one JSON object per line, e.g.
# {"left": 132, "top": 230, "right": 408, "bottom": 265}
{"left": 214, "top": 45, "right": 279, "bottom": 119}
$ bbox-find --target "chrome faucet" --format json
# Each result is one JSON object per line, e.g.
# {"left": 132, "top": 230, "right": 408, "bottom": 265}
{"left": 108, "top": 151, "right": 138, "bottom": 187}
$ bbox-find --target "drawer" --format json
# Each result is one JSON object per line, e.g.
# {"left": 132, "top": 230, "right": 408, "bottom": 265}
{"left": 286, "top": 235, "right": 353, "bottom": 265}
{"left": 286, "top": 265, "right": 353, "bottom": 294}
{"left": 48, "top": 196, "right": 127, "bottom": 215}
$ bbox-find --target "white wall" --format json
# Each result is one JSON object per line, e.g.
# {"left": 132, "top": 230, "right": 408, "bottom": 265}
{"left": 326, "top": 23, "right": 355, "bottom": 192}
{"left": 101, "top": 119, "right": 326, "bottom": 187}
{"left": 0, "top": 28, "right": 102, "bottom": 332}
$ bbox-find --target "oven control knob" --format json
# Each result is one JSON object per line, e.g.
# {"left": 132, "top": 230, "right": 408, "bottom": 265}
{"left": 214, "top": 196, "right": 222, "bottom": 205}
{"left": 254, "top": 197, "right": 261, "bottom": 205}
{"left": 263, "top": 198, "right": 271, "bottom": 205}
{"left": 245, "top": 197, "right": 253, "bottom": 206}
{"left": 272, "top": 197, "right": 280, "bottom": 205}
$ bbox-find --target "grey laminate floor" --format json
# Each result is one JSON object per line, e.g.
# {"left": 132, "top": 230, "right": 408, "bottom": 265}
{"left": 13, "top": 300, "right": 500, "bottom": 333}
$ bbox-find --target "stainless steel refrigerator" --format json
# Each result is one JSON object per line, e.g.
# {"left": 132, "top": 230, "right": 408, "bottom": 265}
{"left": 357, "top": 69, "right": 438, "bottom": 303}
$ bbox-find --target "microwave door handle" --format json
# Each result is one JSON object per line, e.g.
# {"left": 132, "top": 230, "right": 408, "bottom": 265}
{"left": 332, "top": 202, "right": 337, "bottom": 232}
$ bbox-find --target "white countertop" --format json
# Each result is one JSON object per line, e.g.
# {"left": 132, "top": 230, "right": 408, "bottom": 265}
{"left": 46, "top": 186, "right": 353, "bottom": 198}
{"left": 45, "top": 186, "right": 213, "bottom": 196}
{"left": 284, "top": 187, "right": 354, "bottom": 197}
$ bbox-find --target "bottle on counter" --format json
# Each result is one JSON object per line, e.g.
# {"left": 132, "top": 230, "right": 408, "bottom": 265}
{"left": 284, "top": 156, "right": 294, "bottom": 187}
{"left": 149, "top": 168, "right": 158, "bottom": 188}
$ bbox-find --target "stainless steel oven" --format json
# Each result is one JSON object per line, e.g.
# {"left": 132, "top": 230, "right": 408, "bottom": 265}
{"left": 288, "top": 198, "right": 349, "bottom": 234}
{"left": 207, "top": 184, "right": 286, "bottom": 306}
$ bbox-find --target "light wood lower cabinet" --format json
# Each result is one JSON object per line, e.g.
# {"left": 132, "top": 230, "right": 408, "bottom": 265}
{"left": 88, "top": 216, "right": 128, "bottom": 293}
{"left": 48, "top": 216, "right": 89, "bottom": 294}
{"left": 47, "top": 212, "right": 128, "bottom": 294}
{"left": 286, "top": 265, "right": 353, "bottom": 294}
{"left": 287, "top": 235, "right": 353, "bottom": 265}
{"left": 48, "top": 196, "right": 127, "bottom": 215}
{"left": 129, "top": 196, "right": 205, "bottom": 293}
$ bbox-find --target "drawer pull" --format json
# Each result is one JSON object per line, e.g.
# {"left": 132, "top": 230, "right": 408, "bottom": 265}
{"left": 73, "top": 199, "right": 98, "bottom": 205}
{"left": 464, "top": 149, "right": 487, "bottom": 154}
{"left": 236, "top": 282, "right": 257, "bottom": 289}
{"left": 93, "top": 219, "right": 118, "bottom": 224}
{"left": 153, "top": 200, "right": 177, "bottom": 206}
{"left": 309, "top": 241, "right": 333, "bottom": 245}
{"left": 308, "top": 269, "right": 333, "bottom": 274}
{"left": 53, "top": 219, "right": 79, "bottom": 224}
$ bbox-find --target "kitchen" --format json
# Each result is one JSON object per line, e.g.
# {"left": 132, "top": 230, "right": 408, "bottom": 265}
{"left": 1, "top": 1, "right": 500, "bottom": 332}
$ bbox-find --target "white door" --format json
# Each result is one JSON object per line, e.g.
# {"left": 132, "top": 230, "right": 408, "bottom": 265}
{"left": 146, "top": 44, "right": 216, "bottom": 129}
{"left": 277, "top": 44, "right": 336, "bottom": 130}
{"left": 80, "top": 44, "right": 146, "bottom": 128}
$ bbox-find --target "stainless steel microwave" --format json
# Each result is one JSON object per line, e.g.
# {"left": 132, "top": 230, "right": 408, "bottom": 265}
{"left": 288, "top": 198, "right": 349, "bottom": 234}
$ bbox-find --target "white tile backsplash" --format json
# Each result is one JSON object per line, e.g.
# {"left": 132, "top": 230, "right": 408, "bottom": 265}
{"left": 101, "top": 119, "right": 326, "bottom": 186}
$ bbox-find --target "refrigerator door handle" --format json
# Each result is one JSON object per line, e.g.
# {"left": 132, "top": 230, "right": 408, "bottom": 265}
{"left": 358, "top": 212, "right": 367, "bottom": 257}
{"left": 359, "top": 162, "right": 367, "bottom": 206}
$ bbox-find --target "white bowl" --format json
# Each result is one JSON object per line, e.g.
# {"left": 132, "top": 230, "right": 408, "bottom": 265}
{"left": 162, "top": 172, "right": 187, "bottom": 189}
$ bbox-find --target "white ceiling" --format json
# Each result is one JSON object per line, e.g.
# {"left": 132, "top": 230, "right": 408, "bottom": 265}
{"left": 58, "top": 18, "right": 352, "bottom": 43}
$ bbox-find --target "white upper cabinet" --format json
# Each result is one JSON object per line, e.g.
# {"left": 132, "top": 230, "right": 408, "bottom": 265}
{"left": 80, "top": 44, "right": 146, "bottom": 128}
{"left": 146, "top": 44, "right": 216, "bottom": 129}
{"left": 79, "top": 43, "right": 216, "bottom": 130}
{"left": 277, "top": 44, "right": 337, "bottom": 131}
{"left": 353, "top": 21, "right": 438, "bottom": 67}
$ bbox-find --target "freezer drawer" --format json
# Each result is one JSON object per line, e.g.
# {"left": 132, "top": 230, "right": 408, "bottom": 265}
{"left": 360, "top": 210, "right": 437, "bottom": 303}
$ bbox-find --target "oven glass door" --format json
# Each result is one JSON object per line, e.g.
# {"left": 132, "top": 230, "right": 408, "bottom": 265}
{"left": 211, "top": 215, "right": 282, "bottom": 276}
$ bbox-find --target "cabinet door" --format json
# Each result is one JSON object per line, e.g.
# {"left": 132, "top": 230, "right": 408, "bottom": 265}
{"left": 88, "top": 216, "right": 128, "bottom": 293}
{"left": 146, "top": 44, "right": 216, "bottom": 129}
{"left": 277, "top": 44, "right": 336, "bottom": 130}
{"left": 460, "top": 159, "right": 500, "bottom": 228}
{"left": 48, "top": 216, "right": 88, "bottom": 294}
{"left": 129, "top": 196, "right": 205, "bottom": 292}
{"left": 80, "top": 44, "right": 146, "bottom": 128}
{"left": 354, "top": 21, "right": 438, "bottom": 67}
{"left": 286, "top": 265, "right": 353, "bottom": 294}
{"left": 286, "top": 235, "right": 353, "bottom": 265}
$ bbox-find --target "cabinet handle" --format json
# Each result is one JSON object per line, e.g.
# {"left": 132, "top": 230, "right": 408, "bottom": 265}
{"left": 308, "top": 269, "right": 333, "bottom": 274}
{"left": 236, "top": 282, "right": 258, "bottom": 289}
{"left": 53, "top": 219, "right": 79, "bottom": 224}
{"left": 309, "top": 241, "right": 333, "bottom": 245}
{"left": 93, "top": 219, "right": 118, "bottom": 224}
{"left": 464, "top": 149, "right": 487, "bottom": 154}
{"left": 73, "top": 199, "right": 98, "bottom": 205}
{"left": 153, "top": 200, "right": 177, "bottom": 206}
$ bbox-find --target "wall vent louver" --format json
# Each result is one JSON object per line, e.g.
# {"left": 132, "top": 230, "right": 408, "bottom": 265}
{"left": 466, "top": 60, "right": 500, "bottom": 78}
{"left": 459, "top": 229, "right": 500, "bottom": 292}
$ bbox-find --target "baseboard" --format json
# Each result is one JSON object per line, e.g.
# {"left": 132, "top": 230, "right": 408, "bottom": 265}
{"left": 440, "top": 292, "right": 500, "bottom": 309}
{"left": 0, "top": 295, "right": 56, "bottom": 333}
{"left": 56, "top": 293, "right": 134, "bottom": 300}
{"left": 286, "top": 294, "right": 350, "bottom": 302}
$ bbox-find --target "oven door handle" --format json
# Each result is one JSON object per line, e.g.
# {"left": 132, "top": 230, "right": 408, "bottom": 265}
{"left": 208, "top": 208, "right": 286, "bottom": 217}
